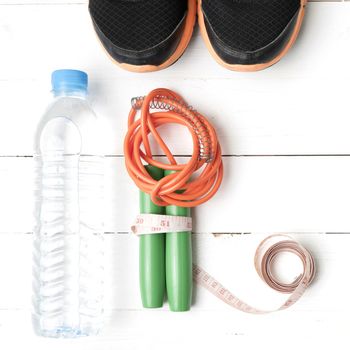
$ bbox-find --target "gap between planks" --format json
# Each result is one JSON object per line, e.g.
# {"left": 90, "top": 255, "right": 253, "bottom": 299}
{"left": 0, "top": 231, "right": 349, "bottom": 235}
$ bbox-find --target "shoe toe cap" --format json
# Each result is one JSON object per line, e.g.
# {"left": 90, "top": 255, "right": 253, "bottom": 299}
{"left": 89, "top": 0, "right": 188, "bottom": 67}
{"left": 201, "top": 0, "right": 302, "bottom": 66}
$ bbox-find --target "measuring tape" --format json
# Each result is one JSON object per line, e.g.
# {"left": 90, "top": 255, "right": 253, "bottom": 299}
{"left": 132, "top": 215, "right": 316, "bottom": 314}
{"left": 132, "top": 214, "right": 192, "bottom": 235}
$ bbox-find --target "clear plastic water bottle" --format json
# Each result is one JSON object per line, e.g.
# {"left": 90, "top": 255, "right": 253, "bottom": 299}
{"left": 32, "top": 70, "right": 104, "bottom": 338}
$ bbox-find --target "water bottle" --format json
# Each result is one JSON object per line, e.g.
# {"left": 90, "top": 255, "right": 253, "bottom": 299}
{"left": 32, "top": 70, "right": 104, "bottom": 338}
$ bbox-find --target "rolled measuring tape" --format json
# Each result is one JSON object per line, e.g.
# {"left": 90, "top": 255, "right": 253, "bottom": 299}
{"left": 132, "top": 214, "right": 316, "bottom": 314}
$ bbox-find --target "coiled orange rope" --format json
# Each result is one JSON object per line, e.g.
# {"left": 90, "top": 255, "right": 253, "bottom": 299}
{"left": 124, "top": 88, "right": 223, "bottom": 207}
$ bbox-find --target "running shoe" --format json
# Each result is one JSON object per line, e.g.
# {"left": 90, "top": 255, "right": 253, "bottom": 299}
{"left": 198, "top": 0, "right": 307, "bottom": 71}
{"left": 89, "top": 0, "right": 197, "bottom": 73}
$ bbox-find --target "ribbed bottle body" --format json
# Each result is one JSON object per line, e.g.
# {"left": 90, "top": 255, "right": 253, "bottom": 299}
{"left": 32, "top": 94, "right": 104, "bottom": 338}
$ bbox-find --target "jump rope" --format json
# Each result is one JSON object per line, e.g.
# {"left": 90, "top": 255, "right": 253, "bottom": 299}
{"left": 124, "top": 88, "right": 315, "bottom": 313}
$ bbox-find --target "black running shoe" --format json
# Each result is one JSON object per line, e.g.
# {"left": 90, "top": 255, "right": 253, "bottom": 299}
{"left": 89, "top": 0, "right": 196, "bottom": 73}
{"left": 198, "top": 0, "right": 307, "bottom": 71}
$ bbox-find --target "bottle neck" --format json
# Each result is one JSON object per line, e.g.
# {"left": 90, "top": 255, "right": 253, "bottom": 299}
{"left": 53, "top": 89, "right": 87, "bottom": 99}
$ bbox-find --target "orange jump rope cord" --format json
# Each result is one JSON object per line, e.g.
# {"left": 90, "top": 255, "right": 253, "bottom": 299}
{"left": 124, "top": 88, "right": 224, "bottom": 207}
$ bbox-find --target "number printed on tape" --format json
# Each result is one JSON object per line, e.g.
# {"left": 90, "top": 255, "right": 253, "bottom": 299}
{"left": 131, "top": 214, "right": 192, "bottom": 235}
{"left": 131, "top": 216, "right": 316, "bottom": 314}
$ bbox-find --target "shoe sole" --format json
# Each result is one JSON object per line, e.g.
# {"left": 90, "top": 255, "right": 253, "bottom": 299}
{"left": 198, "top": 0, "right": 307, "bottom": 72}
{"left": 95, "top": 0, "right": 197, "bottom": 73}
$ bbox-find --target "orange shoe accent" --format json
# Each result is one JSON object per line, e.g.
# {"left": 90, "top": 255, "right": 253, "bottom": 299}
{"left": 124, "top": 88, "right": 224, "bottom": 207}
{"left": 198, "top": 0, "right": 307, "bottom": 72}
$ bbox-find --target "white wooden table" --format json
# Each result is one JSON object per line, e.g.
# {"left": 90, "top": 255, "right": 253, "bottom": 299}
{"left": 1, "top": 1, "right": 350, "bottom": 349}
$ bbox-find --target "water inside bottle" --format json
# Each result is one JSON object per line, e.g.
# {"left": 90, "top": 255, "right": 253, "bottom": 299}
{"left": 32, "top": 116, "right": 104, "bottom": 338}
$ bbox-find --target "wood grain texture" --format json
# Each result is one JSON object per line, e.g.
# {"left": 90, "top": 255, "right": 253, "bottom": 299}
{"left": 0, "top": 1, "right": 350, "bottom": 349}
{"left": 2, "top": 156, "right": 350, "bottom": 233}
{"left": 0, "top": 3, "right": 349, "bottom": 155}
{"left": 0, "top": 233, "right": 349, "bottom": 349}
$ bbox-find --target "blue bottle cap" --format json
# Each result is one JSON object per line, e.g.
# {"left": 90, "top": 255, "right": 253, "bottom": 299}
{"left": 51, "top": 69, "right": 88, "bottom": 94}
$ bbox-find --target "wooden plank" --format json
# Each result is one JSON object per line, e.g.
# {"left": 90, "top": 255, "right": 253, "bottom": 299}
{"left": 0, "top": 4, "right": 349, "bottom": 156}
{"left": 1, "top": 74, "right": 350, "bottom": 157}
{"left": 1, "top": 3, "right": 349, "bottom": 80}
{"left": 0, "top": 2, "right": 349, "bottom": 349}
{"left": 0, "top": 310, "right": 344, "bottom": 350}
{"left": 0, "top": 233, "right": 349, "bottom": 346}
{"left": 0, "top": 232, "right": 344, "bottom": 312}
{"left": 2, "top": 155, "right": 350, "bottom": 234}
